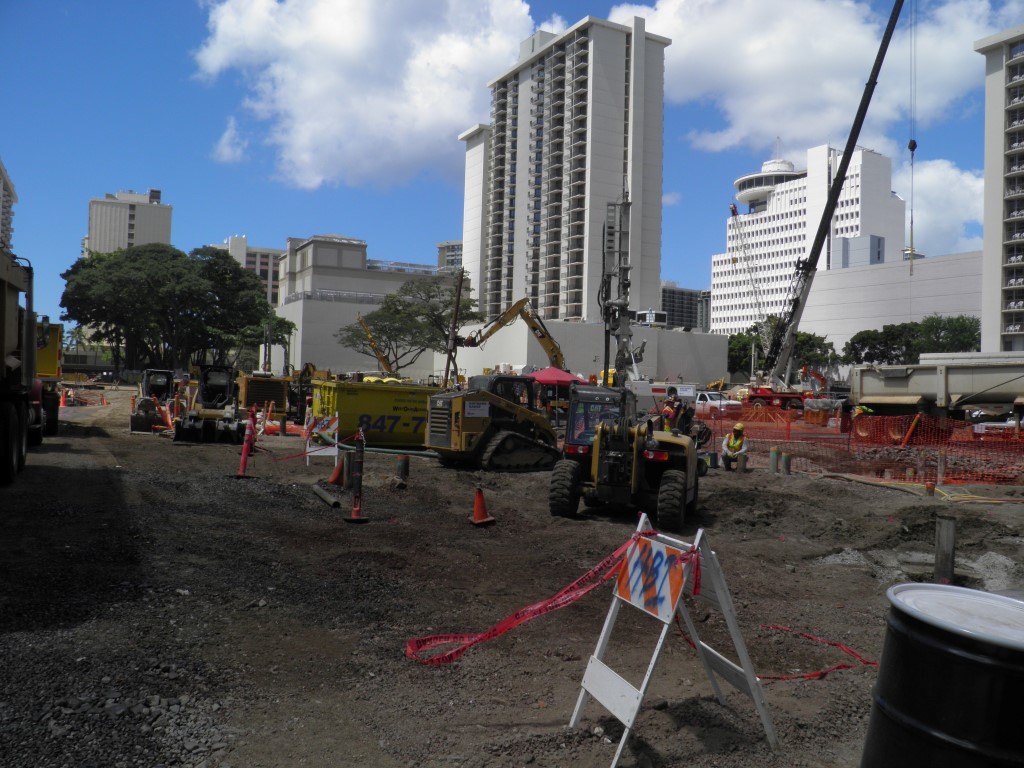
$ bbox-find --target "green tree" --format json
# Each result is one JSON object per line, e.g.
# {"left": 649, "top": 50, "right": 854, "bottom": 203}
{"left": 842, "top": 322, "right": 919, "bottom": 365}
{"left": 727, "top": 330, "right": 759, "bottom": 377}
{"left": 61, "top": 243, "right": 279, "bottom": 370}
{"left": 336, "top": 276, "right": 483, "bottom": 373}
{"left": 915, "top": 314, "right": 980, "bottom": 357}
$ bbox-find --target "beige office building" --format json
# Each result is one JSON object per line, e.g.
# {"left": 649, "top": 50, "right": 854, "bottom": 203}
{"left": 83, "top": 189, "right": 172, "bottom": 255}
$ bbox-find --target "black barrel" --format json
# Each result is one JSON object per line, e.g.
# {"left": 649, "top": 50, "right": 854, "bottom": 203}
{"left": 861, "top": 583, "right": 1024, "bottom": 767}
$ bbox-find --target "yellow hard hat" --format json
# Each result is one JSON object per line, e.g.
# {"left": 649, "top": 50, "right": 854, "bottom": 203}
{"left": 734, "top": 422, "right": 745, "bottom": 432}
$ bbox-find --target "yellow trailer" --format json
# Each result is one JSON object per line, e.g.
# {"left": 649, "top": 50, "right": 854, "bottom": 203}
{"left": 311, "top": 380, "right": 437, "bottom": 449}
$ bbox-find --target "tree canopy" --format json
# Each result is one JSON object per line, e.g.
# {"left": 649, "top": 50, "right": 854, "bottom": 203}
{"left": 336, "top": 275, "right": 484, "bottom": 373}
{"left": 727, "top": 317, "right": 836, "bottom": 380}
{"left": 60, "top": 243, "right": 291, "bottom": 370}
{"left": 840, "top": 314, "right": 980, "bottom": 365}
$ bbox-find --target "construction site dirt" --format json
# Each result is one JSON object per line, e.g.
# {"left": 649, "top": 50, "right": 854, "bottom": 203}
{"left": 2, "top": 386, "right": 1023, "bottom": 768}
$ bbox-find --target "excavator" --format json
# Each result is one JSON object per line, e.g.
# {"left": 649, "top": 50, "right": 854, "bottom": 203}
{"left": 357, "top": 315, "right": 403, "bottom": 382}
{"left": 425, "top": 297, "right": 565, "bottom": 471}
{"left": 456, "top": 297, "right": 567, "bottom": 370}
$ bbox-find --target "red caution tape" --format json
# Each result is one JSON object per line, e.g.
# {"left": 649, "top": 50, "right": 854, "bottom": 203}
{"left": 757, "top": 624, "right": 878, "bottom": 681}
{"left": 407, "top": 530, "right": 693, "bottom": 665}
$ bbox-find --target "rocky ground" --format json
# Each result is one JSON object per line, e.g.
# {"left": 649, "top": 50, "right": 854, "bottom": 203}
{"left": 1, "top": 387, "right": 1022, "bottom": 768}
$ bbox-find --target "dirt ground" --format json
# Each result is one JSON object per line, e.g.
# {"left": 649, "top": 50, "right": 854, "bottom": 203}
{"left": 2, "top": 386, "right": 1023, "bottom": 768}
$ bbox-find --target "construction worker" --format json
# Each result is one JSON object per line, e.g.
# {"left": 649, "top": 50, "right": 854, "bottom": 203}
{"left": 661, "top": 395, "right": 681, "bottom": 427}
{"left": 721, "top": 422, "right": 748, "bottom": 471}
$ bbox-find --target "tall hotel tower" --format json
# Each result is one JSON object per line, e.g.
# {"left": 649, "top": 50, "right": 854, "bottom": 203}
{"left": 460, "top": 17, "right": 670, "bottom": 322}
{"left": 710, "top": 145, "right": 904, "bottom": 336}
{"left": 976, "top": 25, "right": 1024, "bottom": 352}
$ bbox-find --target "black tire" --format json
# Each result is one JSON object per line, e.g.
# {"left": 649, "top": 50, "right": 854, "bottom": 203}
{"left": 16, "top": 402, "right": 29, "bottom": 469}
{"left": 685, "top": 472, "right": 699, "bottom": 518}
{"left": 751, "top": 399, "right": 767, "bottom": 409}
{"left": 43, "top": 391, "right": 60, "bottom": 436}
{"left": 549, "top": 460, "right": 581, "bottom": 518}
{"left": 656, "top": 469, "right": 687, "bottom": 532}
{"left": 0, "top": 402, "right": 19, "bottom": 485}
{"left": 27, "top": 412, "right": 43, "bottom": 449}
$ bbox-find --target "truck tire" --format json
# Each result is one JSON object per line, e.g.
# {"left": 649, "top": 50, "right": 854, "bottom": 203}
{"left": 549, "top": 460, "right": 581, "bottom": 518}
{"left": 28, "top": 402, "right": 44, "bottom": 448}
{"left": 0, "top": 402, "right": 19, "bottom": 485}
{"left": 43, "top": 391, "right": 60, "bottom": 436}
{"left": 656, "top": 469, "right": 687, "bottom": 532}
{"left": 751, "top": 398, "right": 767, "bottom": 408}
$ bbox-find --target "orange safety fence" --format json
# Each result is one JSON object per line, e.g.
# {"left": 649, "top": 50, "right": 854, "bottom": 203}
{"left": 707, "top": 408, "right": 1024, "bottom": 486}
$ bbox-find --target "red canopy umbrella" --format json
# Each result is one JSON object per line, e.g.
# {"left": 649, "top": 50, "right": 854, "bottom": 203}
{"left": 527, "top": 367, "right": 583, "bottom": 385}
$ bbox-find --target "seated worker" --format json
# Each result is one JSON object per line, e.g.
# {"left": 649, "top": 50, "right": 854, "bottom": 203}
{"left": 721, "top": 422, "right": 748, "bottom": 471}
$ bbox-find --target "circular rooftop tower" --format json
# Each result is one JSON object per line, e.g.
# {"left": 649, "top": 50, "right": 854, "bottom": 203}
{"left": 733, "top": 158, "right": 804, "bottom": 211}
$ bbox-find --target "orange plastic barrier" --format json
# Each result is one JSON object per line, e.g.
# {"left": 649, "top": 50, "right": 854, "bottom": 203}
{"left": 713, "top": 411, "right": 1024, "bottom": 486}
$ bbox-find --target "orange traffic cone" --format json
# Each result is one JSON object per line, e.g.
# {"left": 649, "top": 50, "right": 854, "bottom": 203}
{"left": 101, "top": 392, "right": 108, "bottom": 406}
{"left": 59, "top": 388, "right": 67, "bottom": 408}
{"left": 327, "top": 455, "right": 345, "bottom": 486}
{"left": 470, "top": 487, "right": 496, "bottom": 526}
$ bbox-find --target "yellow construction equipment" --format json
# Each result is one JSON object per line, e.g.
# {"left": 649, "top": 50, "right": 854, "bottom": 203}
{"left": 357, "top": 315, "right": 398, "bottom": 376}
{"left": 457, "top": 298, "right": 566, "bottom": 370}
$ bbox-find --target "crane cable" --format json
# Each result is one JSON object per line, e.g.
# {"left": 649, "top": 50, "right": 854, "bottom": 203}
{"left": 907, "top": 0, "right": 917, "bottom": 276}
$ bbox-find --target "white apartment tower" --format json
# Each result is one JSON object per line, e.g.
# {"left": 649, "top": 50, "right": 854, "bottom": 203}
{"left": 976, "top": 25, "right": 1024, "bottom": 352}
{"left": 710, "top": 145, "right": 905, "bottom": 336}
{"left": 83, "top": 189, "right": 172, "bottom": 255}
{"left": 461, "top": 16, "right": 670, "bottom": 322}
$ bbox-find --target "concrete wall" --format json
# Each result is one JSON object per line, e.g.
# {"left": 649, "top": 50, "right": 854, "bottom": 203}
{"left": 433, "top": 319, "right": 727, "bottom": 386}
{"left": 800, "top": 251, "right": 982, "bottom": 354}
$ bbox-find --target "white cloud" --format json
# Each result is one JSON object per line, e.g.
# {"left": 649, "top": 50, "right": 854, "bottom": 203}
{"left": 213, "top": 116, "right": 247, "bottom": 163}
{"left": 609, "top": 0, "right": 1008, "bottom": 258}
{"left": 663, "top": 191, "right": 681, "bottom": 206}
{"left": 892, "top": 158, "right": 984, "bottom": 256}
{"left": 194, "top": 0, "right": 1013, "bottom": 259}
{"left": 195, "top": 0, "right": 537, "bottom": 188}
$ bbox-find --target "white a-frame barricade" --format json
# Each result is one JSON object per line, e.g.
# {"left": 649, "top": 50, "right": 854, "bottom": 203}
{"left": 304, "top": 411, "right": 340, "bottom": 467}
{"left": 570, "top": 514, "right": 777, "bottom": 767}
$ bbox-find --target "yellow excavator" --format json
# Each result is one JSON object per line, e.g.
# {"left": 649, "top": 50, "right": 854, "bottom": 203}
{"left": 357, "top": 315, "right": 402, "bottom": 382}
{"left": 457, "top": 298, "right": 566, "bottom": 370}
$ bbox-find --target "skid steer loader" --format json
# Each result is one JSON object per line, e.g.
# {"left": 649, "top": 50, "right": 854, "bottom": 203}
{"left": 129, "top": 369, "right": 176, "bottom": 434}
{"left": 174, "top": 365, "right": 247, "bottom": 444}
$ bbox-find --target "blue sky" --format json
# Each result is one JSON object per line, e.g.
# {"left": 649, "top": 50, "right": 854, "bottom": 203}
{"left": 2, "top": 0, "right": 1019, "bottom": 325}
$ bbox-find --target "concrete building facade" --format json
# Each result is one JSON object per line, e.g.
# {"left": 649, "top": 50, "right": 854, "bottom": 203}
{"left": 219, "top": 235, "right": 286, "bottom": 305}
{"left": 976, "top": 25, "right": 1024, "bottom": 352}
{"left": 0, "top": 157, "right": 15, "bottom": 253}
{"left": 436, "top": 240, "right": 463, "bottom": 270}
{"left": 661, "top": 282, "right": 709, "bottom": 331}
{"left": 800, "top": 251, "right": 983, "bottom": 354}
{"left": 460, "top": 16, "right": 670, "bottom": 323}
{"left": 83, "top": 189, "right": 172, "bottom": 255}
{"left": 270, "top": 234, "right": 447, "bottom": 378}
{"left": 710, "top": 146, "right": 905, "bottom": 336}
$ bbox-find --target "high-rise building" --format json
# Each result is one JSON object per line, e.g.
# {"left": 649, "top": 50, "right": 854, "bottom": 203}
{"left": 436, "top": 240, "right": 463, "bottom": 270}
{"left": 710, "top": 145, "right": 905, "bottom": 336}
{"left": 0, "top": 157, "right": 16, "bottom": 253}
{"left": 83, "top": 189, "right": 171, "bottom": 255}
{"left": 661, "top": 282, "right": 709, "bottom": 331}
{"left": 976, "top": 25, "right": 1024, "bottom": 352}
{"left": 460, "top": 16, "right": 670, "bottom": 322}
{"left": 219, "top": 235, "right": 286, "bottom": 305}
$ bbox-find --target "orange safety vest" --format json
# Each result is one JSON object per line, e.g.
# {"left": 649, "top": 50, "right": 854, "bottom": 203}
{"left": 726, "top": 433, "right": 745, "bottom": 452}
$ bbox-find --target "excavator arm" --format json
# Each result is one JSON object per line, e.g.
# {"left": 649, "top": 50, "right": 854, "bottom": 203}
{"left": 458, "top": 298, "right": 567, "bottom": 370}
{"left": 357, "top": 315, "right": 397, "bottom": 376}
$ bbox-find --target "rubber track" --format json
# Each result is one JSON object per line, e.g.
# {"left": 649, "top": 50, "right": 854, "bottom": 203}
{"left": 480, "top": 429, "right": 559, "bottom": 472}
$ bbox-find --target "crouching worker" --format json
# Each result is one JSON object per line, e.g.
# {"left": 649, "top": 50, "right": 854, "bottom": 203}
{"left": 721, "top": 422, "right": 748, "bottom": 471}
